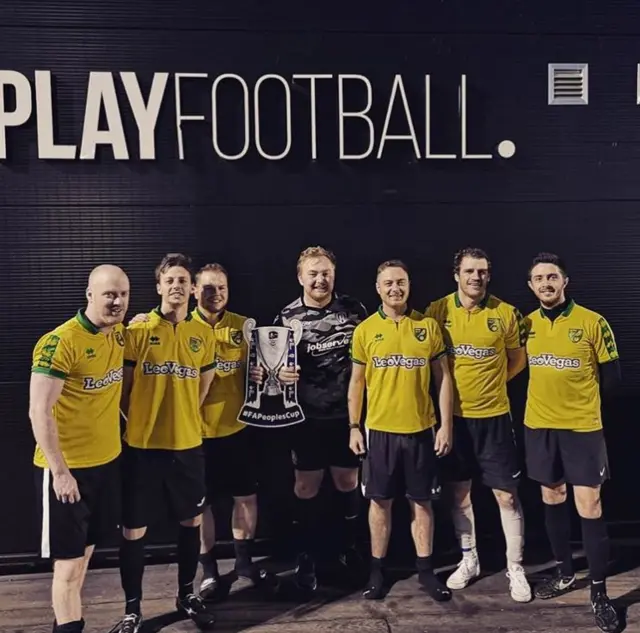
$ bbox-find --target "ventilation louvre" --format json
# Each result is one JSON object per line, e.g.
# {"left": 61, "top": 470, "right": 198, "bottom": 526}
{"left": 548, "top": 63, "right": 589, "bottom": 105}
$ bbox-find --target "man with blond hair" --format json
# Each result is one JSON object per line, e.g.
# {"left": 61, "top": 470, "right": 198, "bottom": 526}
{"left": 275, "top": 246, "right": 367, "bottom": 593}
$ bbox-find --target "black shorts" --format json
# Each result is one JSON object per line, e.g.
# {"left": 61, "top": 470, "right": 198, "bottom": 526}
{"left": 524, "top": 427, "right": 609, "bottom": 488}
{"left": 290, "top": 418, "right": 360, "bottom": 471}
{"left": 34, "top": 458, "right": 121, "bottom": 560}
{"left": 439, "top": 413, "right": 521, "bottom": 490}
{"left": 203, "top": 427, "right": 259, "bottom": 501}
{"left": 362, "top": 428, "right": 438, "bottom": 501}
{"left": 122, "top": 444, "right": 206, "bottom": 529}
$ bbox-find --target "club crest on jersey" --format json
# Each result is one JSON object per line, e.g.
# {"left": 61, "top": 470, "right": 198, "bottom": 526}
{"left": 189, "top": 337, "right": 202, "bottom": 353}
{"left": 568, "top": 328, "right": 583, "bottom": 343}
{"left": 231, "top": 329, "right": 243, "bottom": 346}
{"left": 414, "top": 327, "right": 426, "bottom": 342}
{"left": 114, "top": 331, "right": 125, "bottom": 347}
{"left": 337, "top": 312, "right": 347, "bottom": 324}
{"left": 487, "top": 318, "right": 500, "bottom": 333}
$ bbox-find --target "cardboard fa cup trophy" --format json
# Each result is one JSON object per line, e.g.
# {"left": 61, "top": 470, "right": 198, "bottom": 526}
{"left": 238, "top": 318, "right": 305, "bottom": 428}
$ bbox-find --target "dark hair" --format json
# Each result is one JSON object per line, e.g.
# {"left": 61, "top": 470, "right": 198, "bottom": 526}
{"left": 528, "top": 252, "right": 568, "bottom": 278}
{"left": 453, "top": 247, "right": 491, "bottom": 275}
{"left": 196, "top": 262, "right": 228, "bottom": 284}
{"left": 377, "top": 259, "right": 410, "bottom": 277}
{"left": 155, "top": 253, "right": 194, "bottom": 282}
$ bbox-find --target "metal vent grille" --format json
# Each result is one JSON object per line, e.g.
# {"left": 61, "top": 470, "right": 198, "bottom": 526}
{"left": 548, "top": 63, "right": 589, "bottom": 105}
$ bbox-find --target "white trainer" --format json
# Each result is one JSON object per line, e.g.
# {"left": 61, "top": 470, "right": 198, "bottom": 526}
{"left": 446, "top": 553, "right": 481, "bottom": 590}
{"left": 506, "top": 564, "right": 532, "bottom": 603}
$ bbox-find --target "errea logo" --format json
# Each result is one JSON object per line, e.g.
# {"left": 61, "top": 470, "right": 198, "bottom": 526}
{"left": 528, "top": 354, "right": 581, "bottom": 370}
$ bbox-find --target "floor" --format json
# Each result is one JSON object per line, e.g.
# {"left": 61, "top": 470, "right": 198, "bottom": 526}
{"left": 2, "top": 549, "right": 640, "bottom": 633}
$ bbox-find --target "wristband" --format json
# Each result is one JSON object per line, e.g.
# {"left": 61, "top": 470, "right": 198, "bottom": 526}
{"left": 349, "top": 423, "right": 360, "bottom": 430}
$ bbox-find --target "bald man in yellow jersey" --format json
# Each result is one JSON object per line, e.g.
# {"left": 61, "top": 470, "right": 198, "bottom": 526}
{"left": 425, "top": 247, "right": 530, "bottom": 602}
{"left": 524, "top": 253, "right": 621, "bottom": 633}
{"left": 111, "top": 254, "right": 217, "bottom": 633}
{"left": 348, "top": 260, "right": 454, "bottom": 602}
{"left": 29, "top": 265, "right": 130, "bottom": 633}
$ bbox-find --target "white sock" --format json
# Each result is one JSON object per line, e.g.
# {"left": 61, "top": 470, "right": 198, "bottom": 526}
{"left": 499, "top": 498, "right": 525, "bottom": 568}
{"left": 452, "top": 502, "right": 477, "bottom": 558}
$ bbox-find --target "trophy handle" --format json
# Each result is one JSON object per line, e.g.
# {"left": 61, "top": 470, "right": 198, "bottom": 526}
{"left": 242, "top": 318, "right": 257, "bottom": 344}
{"left": 290, "top": 318, "right": 303, "bottom": 346}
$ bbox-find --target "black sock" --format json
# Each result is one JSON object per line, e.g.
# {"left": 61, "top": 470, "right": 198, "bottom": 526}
{"left": 340, "top": 488, "right": 361, "bottom": 549}
{"left": 234, "top": 538, "right": 253, "bottom": 575}
{"left": 294, "top": 495, "right": 322, "bottom": 556}
{"left": 544, "top": 502, "right": 574, "bottom": 577}
{"left": 417, "top": 556, "right": 452, "bottom": 602}
{"left": 177, "top": 525, "right": 201, "bottom": 598}
{"left": 581, "top": 517, "right": 609, "bottom": 598}
{"left": 119, "top": 537, "right": 145, "bottom": 615}
{"left": 54, "top": 620, "right": 85, "bottom": 633}
{"left": 199, "top": 549, "right": 219, "bottom": 581}
{"left": 368, "top": 556, "right": 384, "bottom": 583}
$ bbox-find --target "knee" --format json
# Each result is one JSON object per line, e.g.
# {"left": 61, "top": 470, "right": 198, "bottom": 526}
{"left": 53, "top": 557, "right": 85, "bottom": 585}
{"left": 494, "top": 489, "right": 517, "bottom": 511}
{"left": 450, "top": 481, "right": 472, "bottom": 507}
{"left": 294, "top": 476, "right": 322, "bottom": 499}
{"left": 541, "top": 484, "right": 567, "bottom": 505}
{"left": 370, "top": 499, "right": 392, "bottom": 515}
{"left": 122, "top": 526, "right": 147, "bottom": 540}
{"left": 332, "top": 472, "right": 358, "bottom": 493}
{"left": 575, "top": 492, "right": 602, "bottom": 519}
{"left": 180, "top": 515, "right": 203, "bottom": 528}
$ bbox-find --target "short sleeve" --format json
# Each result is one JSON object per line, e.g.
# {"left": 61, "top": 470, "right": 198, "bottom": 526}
{"left": 505, "top": 307, "right": 527, "bottom": 350}
{"left": 429, "top": 321, "right": 447, "bottom": 360}
{"left": 350, "top": 325, "right": 367, "bottom": 365}
{"left": 31, "top": 333, "right": 74, "bottom": 380}
{"left": 201, "top": 330, "right": 217, "bottom": 372}
{"left": 124, "top": 328, "right": 139, "bottom": 367}
{"left": 592, "top": 316, "right": 620, "bottom": 364}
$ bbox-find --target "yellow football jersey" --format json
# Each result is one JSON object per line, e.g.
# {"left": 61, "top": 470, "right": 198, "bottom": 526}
{"left": 124, "top": 308, "right": 216, "bottom": 450}
{"left": 524, "top": 300, "right": 619, "bottom": 432}
{"left": 350, "top": 307, "right": 446, "bottom": 434}
{"left": 193, "top": 308, "right": 248, "bottom": 438}
{"left": 425, "top": 293, "right": 526, "bottom": 418}
{"left": 31, "top": 310, "right": 125, "bottom": 469}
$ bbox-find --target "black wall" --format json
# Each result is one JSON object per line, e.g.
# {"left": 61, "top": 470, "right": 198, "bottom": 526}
{"left": 3, "top": 1, "right": 640, "bottom": 563}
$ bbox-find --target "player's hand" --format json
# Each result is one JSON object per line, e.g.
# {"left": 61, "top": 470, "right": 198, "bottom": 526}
{"left": 278, "top": 365, "right": 300, "bottom": 384}
{"left": 53, "top": 472, "right": 81, "bottom": 504}
{"left": 349, "top": 428, "right": 366, "bottom": 456}
{"left": 434, "top": 426, "right": 453, "bottom": 457}
{"left": 249, "top": 365, "right": 266, "bottom": 383}
{"left": 129, "top": 313, "right": 149, "bottom": 325}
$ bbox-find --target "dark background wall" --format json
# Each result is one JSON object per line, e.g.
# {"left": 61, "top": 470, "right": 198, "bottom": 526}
{"left": 2, "top": 0, "right": 640, "bottom": 568}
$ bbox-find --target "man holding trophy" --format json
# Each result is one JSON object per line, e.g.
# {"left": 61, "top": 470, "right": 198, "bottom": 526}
{"left": 253, "top": 246, "right": 368, "bottom": 593}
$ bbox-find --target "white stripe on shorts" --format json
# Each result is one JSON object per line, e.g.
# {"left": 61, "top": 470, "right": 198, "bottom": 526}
{"left": 41, "top": 468, "right": 51, "bottom": 558}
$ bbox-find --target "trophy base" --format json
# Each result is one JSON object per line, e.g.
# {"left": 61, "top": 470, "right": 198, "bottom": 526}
{"left": 238, "top": 403, "right": 305, "bottom": 429}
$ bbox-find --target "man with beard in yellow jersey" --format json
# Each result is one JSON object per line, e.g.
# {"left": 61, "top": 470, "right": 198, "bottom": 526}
{"left": 29, "top": 264, "right": 130, "bottom": 633}
{"left": 425, "top": 247, "right": 530, "bottom": 602}
{"left": 110, "top": 254, "right": 217, "bottom": 633}
{"left": 524, "top": 253, "right": 621, "bottom": 633}
{"left": 348, "top": 260, "right": 454, "bottom": 602}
